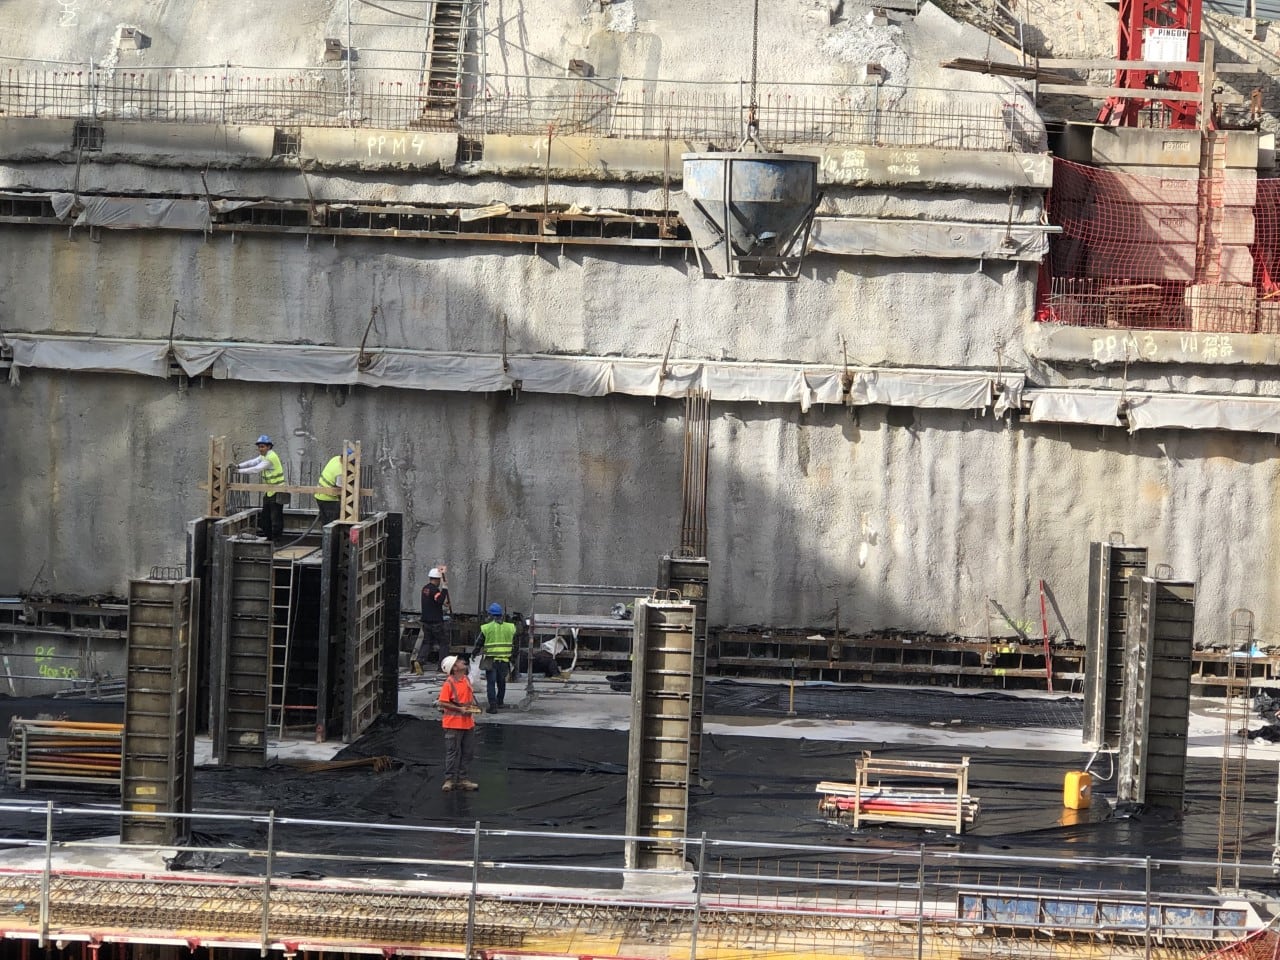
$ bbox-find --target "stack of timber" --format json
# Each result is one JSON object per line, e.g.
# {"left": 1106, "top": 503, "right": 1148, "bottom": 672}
{"left": 5, "top": 719, "right": 123, "bottom": 789}
{"left": 816, "top": 752, "right": 978, "bottom": 833}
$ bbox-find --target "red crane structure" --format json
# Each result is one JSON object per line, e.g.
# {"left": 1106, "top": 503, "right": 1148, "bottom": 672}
{"left": 1097, "top": 0, "right": 1205, "bottom": 128}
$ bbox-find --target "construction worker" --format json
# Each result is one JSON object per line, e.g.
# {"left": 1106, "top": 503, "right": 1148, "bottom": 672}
{"left": 412, "top": 565, "right": 452, "bottom": 674}
{"left": 314, "top": 449, "right": 349, "bottom": 525}
{"left": 473, "top": 602, "right": 516, "bottom": 713}
{"left": 438, "top": 654, "right": 479, "bottom": 792}
{"left": 237, "top": 434, "right": 288, "bottom": 541}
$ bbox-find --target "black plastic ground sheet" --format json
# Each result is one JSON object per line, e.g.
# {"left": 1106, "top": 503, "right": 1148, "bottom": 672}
{"left": 1, "top": 686, "right": 1273, "bottom": 897}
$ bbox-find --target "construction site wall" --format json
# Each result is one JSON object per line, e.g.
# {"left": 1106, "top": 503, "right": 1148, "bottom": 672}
{"left": 3, "top": 0, "right": 1279, "bottom": 648}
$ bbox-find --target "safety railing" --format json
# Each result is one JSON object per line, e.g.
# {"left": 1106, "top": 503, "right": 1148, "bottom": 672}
{"left": 0, "top": 59, "right": 1048, "bottom": 153}
{"left": 0, "top": 800, "right": 1264, "bottom": 956}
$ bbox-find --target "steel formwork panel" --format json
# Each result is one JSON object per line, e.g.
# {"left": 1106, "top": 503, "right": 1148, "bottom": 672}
{"left": 206, "top": 510, "right": 260, "bottom": 736}
{"left": 214, "top": 538, "right": 272, "bottom": 767}
{"left": 625, "top": 599, "right": 696, "bottom": 872}
{"left": 381, "top": 513, "right": 404, "bottom": 717}
{"left": 185, "top": 517, "right": 213, "bottom": 734}
{"left": 1083, "top": 543, "right": 1148, "bottom": 750}
{"left": 659, "top": 556, "right": 709, "bottom": 777}
{"left": 1119, "top": 576, "right": 1196, "bottom": 808}
{"left": 344, "top": 514, "right": 389, "bottom": 742}
{"left": 317, "top": 521, "right": 349, "bottom": 741}
{"left": 122, "top": 578, "right": 198, "bottom": 846}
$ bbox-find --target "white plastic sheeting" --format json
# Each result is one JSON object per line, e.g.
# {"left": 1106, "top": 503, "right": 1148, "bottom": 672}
{"left": 2, "top": 334, "right": 1022, "bottom": 415}
{"left": 1125, "top": 392, "right": 1280, "bottom": 434}
{"left": 851, "top": 368, "right": 993, "bottom": 410}
{"left": 1029, "top": 387, "right": 1280, "bottom": 434}
{"left": 50, "top": 193, "right": 211, "bottom": 230}
{"left": 1028, "top": 389, "right": 1123, "bottom": 428}
{"left": 809, "top": 218, "right": 1050, "bottom": 262}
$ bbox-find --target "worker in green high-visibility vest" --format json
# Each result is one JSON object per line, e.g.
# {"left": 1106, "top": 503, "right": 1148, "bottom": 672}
{"left": 472, "top": 602, "right": 516, "bottom": 713}
{"left": 237, "top": 434, "right": 288, "bottom": 541}
{"left": 314, "top": 448, "right": 350, "bottom": 525}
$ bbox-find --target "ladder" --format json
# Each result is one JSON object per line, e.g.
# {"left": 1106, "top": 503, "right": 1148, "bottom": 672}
{"left": 1216, "top": 609, "right": 1253, "bottom": 891}
{"left": 268, "top": 558, "right": 297, "bottom": 737}
{"left": 423, "top": 0, "right": 469, "bottom": 116}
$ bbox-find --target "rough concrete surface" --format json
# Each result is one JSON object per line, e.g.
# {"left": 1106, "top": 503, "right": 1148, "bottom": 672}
{"left": 3, "top": 1, "right": 1279, "bottom": 653}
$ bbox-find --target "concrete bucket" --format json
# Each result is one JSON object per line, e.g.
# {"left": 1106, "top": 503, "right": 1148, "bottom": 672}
{"left": 679, "top": 151, "right": 820, "bottom": 279}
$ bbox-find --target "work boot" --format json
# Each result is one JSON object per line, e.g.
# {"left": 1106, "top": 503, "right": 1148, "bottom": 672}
{"left": 486, "top": 704, "right": 498, "bottom": 714}
{"left": 441, "top": 779, "right": 456, "bottom": 792}
{"left": 410, "top": 660, "right": 423, "bottom": 676}
{"left": 458, "top": 779, "right": 479, "bottom": 792}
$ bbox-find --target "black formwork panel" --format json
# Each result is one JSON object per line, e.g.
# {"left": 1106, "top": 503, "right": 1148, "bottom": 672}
{"left": 381, "top": 514, "right": 403, "bottom": 718}
{"left": 1119, "top": 577, "right": 1196, "bottom": 809}
{"left": 660, "top": 556, "right": 709, "bottom": 777}
{"left": 121, "top": 578, "right": 198, "bottom": 846}
{"left": 213, "top": 538, "right": 272, "bottom": 767}
{"left": 317, "top": 521, "right": 351, "bottom": 741}
{"left": 185, "top": 518, "right": 211, "bottom": 735}
{"left": 205, "top": 510, "right": 260, "bottom": 735}
{"left": 625, "top": 600, "right": 695, "bottom": 872}
{"left": 344, "top": 513, "right": 390, "bottom": 743}
{"left": 1083, "top": 543, "right": 1148, "bottom": 750}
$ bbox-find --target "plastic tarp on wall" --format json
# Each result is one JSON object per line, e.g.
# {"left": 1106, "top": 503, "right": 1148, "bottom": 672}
{"left": 1029, "top": 389, "right": 1124, "bottom": 427}
{"left": 849, "top": 368, "right": 1018, "bottom": 414}
{"left": 1125, "top": 391, "right": 1280, "bottom": 433}
{"left": 1029, "top": 387, "right": 1280, "bottom": 433}
{"left": 6, "top": 334, "right": 1020, "bottom": 414}
{"left": 809, "top": 218, "right": 1049, "bottom": 262}
{"left": 9, "top": 333, "right": 1280, "bottom": 432}
{"left": 50, "top": 193, "right": 212, "bottom": 231}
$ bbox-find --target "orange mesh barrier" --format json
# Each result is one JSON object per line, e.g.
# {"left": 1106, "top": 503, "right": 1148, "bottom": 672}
{"left": 1041, "top": 157, "right": 1280, "bottom": 333}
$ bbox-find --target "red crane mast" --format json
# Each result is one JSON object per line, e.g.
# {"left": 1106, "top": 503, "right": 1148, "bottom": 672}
{"left": 1097, "top": 0, "right": 1204, "bottom": 128}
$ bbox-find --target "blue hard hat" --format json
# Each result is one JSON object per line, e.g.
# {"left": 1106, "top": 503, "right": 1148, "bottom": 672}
{"left": 346, "top": 448, "right": 355, "bottom": 456}
{"left": 256, "top": 435, "right": 272, "bottom": 445}
{"left": 487, "top": 602, "right": 503, "bottom": 616}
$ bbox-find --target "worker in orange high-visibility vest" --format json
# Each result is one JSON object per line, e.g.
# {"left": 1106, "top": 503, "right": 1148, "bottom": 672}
{"left": 438, "top": 655, "right": 479, "bottom": 792}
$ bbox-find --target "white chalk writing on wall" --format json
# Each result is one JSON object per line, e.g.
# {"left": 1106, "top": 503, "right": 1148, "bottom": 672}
{"left": 57, "top": 0, "right": 81, "bottom": 27}
{"left": 820, "top": 148, "right": 868, "bottom": 183}
{"left": 366, "top": 134, "right": 428, "bottom": 158}
{"left": 1090, "top": 332, "right": 1237, "bottom": 363}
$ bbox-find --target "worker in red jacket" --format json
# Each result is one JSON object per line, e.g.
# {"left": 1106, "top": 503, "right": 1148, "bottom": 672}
{"left": 438, "top": 655, "right": 479, "bottom": 792}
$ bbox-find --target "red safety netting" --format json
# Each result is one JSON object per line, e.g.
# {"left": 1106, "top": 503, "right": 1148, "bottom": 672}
{"left": 1040, "top": 157, "right": 1280, "bottom": 332}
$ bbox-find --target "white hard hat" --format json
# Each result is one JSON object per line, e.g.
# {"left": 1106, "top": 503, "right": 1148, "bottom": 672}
{"left": 440, "top": 655, "right": 457, "bottom": 674}
{"left": 428, "top": 567, "right": 442, "bottom": 579}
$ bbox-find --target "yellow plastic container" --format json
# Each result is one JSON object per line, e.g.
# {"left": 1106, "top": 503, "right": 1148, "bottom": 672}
{"left": 1063, "top": 770, "right": 1093, "bottom": 809}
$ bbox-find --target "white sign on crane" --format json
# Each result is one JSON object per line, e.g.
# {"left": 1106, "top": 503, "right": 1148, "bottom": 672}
{"left": 1142, "top": 27, "right": 1191, "bottom": 63}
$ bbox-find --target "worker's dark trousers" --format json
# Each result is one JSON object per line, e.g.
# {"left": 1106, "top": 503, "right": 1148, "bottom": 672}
{"left": 317, "top": 499, "right": 340, "bottom": 525}
{"left": 443, "top": 727, "right": 474, "bottom": 783}
{"left": 258, "top": 494, "right": 284, "bottom": 540}
{"left": 413, "top": 622, "right": 449, "bottom": 665}
{"left": 486, "top": 660, "right": 510, "bottom": 707}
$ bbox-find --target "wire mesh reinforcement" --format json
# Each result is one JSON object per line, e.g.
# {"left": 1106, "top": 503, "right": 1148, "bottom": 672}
{"left": 0, "top": 62, "right": 1046, "bottom": 153}
{"left": 1043, "top": 158, "right": 1280, "bottom": 332}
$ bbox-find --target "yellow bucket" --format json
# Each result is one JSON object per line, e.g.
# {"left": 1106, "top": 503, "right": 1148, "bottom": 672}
{"left": 1063, "top": 770, "right": 1092, "bottom": 809}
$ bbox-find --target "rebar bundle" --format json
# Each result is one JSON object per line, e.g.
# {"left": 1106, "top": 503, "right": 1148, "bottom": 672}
{"left": 5, "top": 718, "right": 123, "bottom": 789}
{"left": 679, "top": 389, "right": 711, "bottom": 557}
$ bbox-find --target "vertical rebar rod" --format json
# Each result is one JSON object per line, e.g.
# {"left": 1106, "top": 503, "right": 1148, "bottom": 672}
{"left": 688, "top": 833, "right": 707, "bottom": 960}
{"left": 346, "top": 0, "right": 354, "bottom": 122}
{"left": 39, "top": 800, "right": 52, "bottom": 948}
{"left": 466, "top": 820, "right": 481, "bottom": 959}
{"left": 260, "top": 810, "right": 276, "bottom": 956}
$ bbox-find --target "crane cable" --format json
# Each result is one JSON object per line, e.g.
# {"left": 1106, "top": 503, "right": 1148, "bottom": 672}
{"left": 750, "top": 0, "right": 759, "bottom": 113}
{"left": 745, "top": 0, "right": 762, "bottom": 147}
